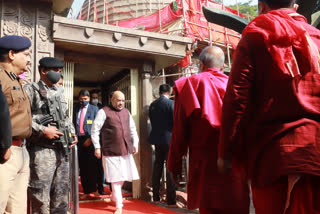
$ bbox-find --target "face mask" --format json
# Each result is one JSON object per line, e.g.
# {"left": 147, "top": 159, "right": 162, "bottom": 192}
{"left": 46, "top": 71, "right": 61, "bottom": 84}
{"left": 80, "top": 100, "right": 89, "bottom": 107}
{"left": 18, "top": 72, "right": 26, "bottom": 80}
{"left": 57, "top": 86, "right": 64, "bottom": 94}
{"left": 91, "top": 99, "right": 99, "bottom": 106}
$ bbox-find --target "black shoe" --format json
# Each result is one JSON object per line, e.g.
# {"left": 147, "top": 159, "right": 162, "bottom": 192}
{"left": 98, "top": 190, "right": 107, "bottom": 195}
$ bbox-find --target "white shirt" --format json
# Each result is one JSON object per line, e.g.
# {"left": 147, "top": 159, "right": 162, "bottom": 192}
{"left": 91, "top": 108, "right": 139, "bottom": 151}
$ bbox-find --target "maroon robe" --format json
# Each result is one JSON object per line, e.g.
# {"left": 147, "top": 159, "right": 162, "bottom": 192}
{"left": 167, "top": 68, "right": 249, "bottom": 212}
{"left": 219, "top": 9, "right": 320, "bottom": 213}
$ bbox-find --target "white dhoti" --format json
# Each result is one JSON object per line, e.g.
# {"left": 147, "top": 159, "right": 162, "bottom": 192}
{"left": 102, "top": 154, "right": 140, "bottom": 183}
{"left": 102, "top": 154, "right": 139, "bottom": 208}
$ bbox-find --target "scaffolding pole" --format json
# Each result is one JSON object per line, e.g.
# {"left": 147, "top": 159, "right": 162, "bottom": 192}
{"left": 87, "top": 0, "right": 91, "bottom": 21}
{"left": 181, "top": 0, "right": 187, "bottom": 36}
{"left": 103, "top": 0, "right": 106, "bottom": 24}
{"left": 236, "top": 0, "right": 240, "bottom": 16}
{"left": 150, "top": 0, "right": 152, "bottom": 13}
{"left": 159, "top": 0, "right": 162, "bottom": 32}
{"left": 136, "top": 0, "right": 138, "bottom": 17}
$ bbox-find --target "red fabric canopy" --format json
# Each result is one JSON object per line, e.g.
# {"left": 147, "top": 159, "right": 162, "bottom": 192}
{"left": 117, "top": 0, "right": 243, "bottom": 48}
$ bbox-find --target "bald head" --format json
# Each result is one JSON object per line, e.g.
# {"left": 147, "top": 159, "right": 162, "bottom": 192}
{"left": 111, "top": 91, "right": 125, "bottom": 111}
{"left": 199, "top": 46, "right": 225, "bottom": 71}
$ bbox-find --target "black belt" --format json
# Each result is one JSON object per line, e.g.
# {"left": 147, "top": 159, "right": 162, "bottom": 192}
{"left": 33, "top": 140, "right": 61, "bottom": 149}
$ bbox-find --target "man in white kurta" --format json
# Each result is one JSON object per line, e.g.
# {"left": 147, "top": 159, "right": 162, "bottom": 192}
{"left": 91, "top": 91, "right": 139, "bottom": 214}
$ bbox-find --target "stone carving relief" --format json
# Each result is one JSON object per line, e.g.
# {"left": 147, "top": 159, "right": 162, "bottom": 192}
{"left": 20, "top": 9, "right": 34, "bottom": 38}
{"left": 3, "top": 3, "right": 19, "bottom": 36}
{"left": 0, "top": 0, "right": 54, "bottom": 82}
{"left": 38, "top": 25, "right": 48, "bottom": 42}
{"left": 36, "top": 9, "right": 54, "bottom": 81}
{"left": 21, "top": 8, "right": 35, "bottom": 83}
{"left": 3, "top": 21, "right": 18, "bottom": 35}
{"left": 37, "top": 10, "right": 52, "bottom": 52}
{"left": 38, "top": 52, "right": 51, "bottom": 61}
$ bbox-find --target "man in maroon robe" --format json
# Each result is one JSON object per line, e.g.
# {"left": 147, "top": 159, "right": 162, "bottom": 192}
{"left": 218, "top": 0, "right": 320, "bottom": 213}
{"left": 167, "top": 46, "right": 250, "bottom": 214}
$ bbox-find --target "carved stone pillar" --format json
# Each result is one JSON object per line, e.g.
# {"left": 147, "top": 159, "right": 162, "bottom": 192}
{"left": 35, "top": 3, "right": 54, "bottom": 82}
{"left": 0, "top": 0, "right": 54, "bottom": 83}
{"left": 139, "top": 61, "right": 154, "bottom": 200}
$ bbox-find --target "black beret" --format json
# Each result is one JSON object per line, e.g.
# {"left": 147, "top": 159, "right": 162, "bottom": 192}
{"left": 39, "top": 57, "right": 64, "bottom": 68}
{"left": 0, "top": 35, "right": 31, "bottom": 51}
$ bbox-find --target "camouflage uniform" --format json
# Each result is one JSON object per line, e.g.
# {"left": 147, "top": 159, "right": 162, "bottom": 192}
{"left": 24, "top": 80, "right": 75, "bottom": 214}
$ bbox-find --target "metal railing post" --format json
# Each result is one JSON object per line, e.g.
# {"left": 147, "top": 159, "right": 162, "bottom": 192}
{"left": 69, "top": 145, "right": 79, "bottom": 214}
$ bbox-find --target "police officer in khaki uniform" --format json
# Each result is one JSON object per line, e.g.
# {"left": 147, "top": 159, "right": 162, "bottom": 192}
{"left": 0, "top": 35, "right": 32, "bottom": 214}
{"left": 24, "top": 57, "right": 78, "bottom": 214}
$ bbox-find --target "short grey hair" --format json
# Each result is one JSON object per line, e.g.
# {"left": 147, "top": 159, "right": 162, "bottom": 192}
{"left": 199, "top": 46, "right": 225, "bottom": 69}
{"left": 258, "top": 0, "right": 295, "bottom": 8}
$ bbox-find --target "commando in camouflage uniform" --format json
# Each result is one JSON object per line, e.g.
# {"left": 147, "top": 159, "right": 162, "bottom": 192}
{"left": 24, "top": 80, "right": 75, "bottom": 214}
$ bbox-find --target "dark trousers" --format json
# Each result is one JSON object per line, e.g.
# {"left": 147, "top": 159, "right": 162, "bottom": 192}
{"left": 96, "top": 157, "right": 105, "bottom": 192}
{"left": 78, "top": 136, "right": 103, "bottom": 194}
{"left": 152, "top": 144, "right": 176, "bottom": 205}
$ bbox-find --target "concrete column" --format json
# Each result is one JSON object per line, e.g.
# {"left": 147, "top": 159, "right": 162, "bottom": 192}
{"left": 131, "top": 68, "right": 141, "bottom": 199}
{"left": 139, "top": 61, "right": 154, "bottom": 200}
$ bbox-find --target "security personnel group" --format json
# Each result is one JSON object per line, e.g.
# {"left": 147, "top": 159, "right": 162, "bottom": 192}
{"left": 0, "top": 35, "right": 78, "bottom": 214}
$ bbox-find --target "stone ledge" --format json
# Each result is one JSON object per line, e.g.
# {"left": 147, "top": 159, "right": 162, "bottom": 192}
{"left": 53, "top": 15, "right": 193, "bottom": 59}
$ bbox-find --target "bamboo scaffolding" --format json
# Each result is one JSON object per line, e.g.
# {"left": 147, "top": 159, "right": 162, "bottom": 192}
{"left": 87, "top": 0, "right": 91, "bottom": 21}
{"left": 152, "top": 71, "right": 198, "bottom": 79}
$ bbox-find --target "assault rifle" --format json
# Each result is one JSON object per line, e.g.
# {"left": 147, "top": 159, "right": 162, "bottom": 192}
{"left": 40, "top": 95, "right": 74, "bottom": 156}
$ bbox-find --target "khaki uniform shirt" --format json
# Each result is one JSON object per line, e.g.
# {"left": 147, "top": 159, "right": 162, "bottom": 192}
{"left": 0, "top": 69, "right": 32, "bottom": 139}
{"left": 24, "top": 80, "right": 75, "bottom": 137}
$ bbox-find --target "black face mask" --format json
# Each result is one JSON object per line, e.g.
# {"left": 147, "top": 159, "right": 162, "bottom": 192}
{"left": 46, "top": 71, "right": 61, "bottom": 84}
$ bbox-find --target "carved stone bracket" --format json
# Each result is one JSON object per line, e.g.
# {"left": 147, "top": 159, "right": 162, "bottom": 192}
{"left": 139, "top": 36, "right": 148, "bottom": 46}
{"left": 85, "top": 28, "right": 94, "bottom": 38}
{"left": 113, "top": 32, "right": 122, "bottom": 42}
{"left": 164, "top": 40, "right": 172, "bottom": 49}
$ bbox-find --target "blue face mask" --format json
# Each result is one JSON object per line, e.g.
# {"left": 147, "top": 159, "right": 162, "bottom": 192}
{"left": 80, "top": 100, "right": 89, "bottom": 107}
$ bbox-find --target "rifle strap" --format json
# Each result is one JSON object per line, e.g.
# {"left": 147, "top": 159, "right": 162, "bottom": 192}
{"left": 31, "top": 82, "right": 51, "bottom": 115}
{"left": 31, "top": 82, "right": 47, "bottom": 100}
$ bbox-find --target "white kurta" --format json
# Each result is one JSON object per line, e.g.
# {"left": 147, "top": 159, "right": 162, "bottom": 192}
{"left": 91, "top": 108, "right": 140, "bottom": 183}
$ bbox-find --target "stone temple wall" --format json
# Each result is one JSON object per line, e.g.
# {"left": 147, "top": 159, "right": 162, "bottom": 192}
{"left": 0, "top": 0, "right": 54, "bottom": 83}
